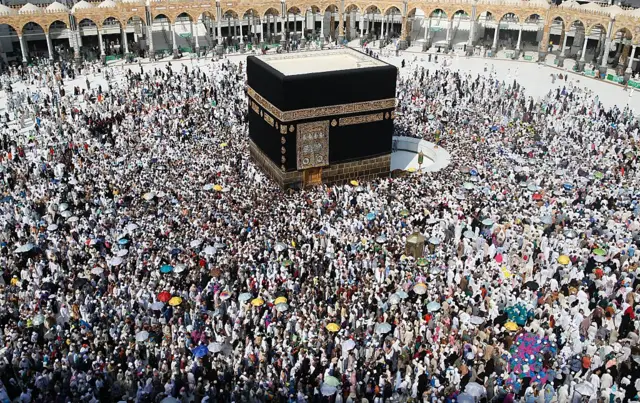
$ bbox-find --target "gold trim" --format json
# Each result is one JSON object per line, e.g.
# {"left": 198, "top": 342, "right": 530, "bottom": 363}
{"left": 339, "top": 113, "right": 384, "bottom": 126}
{"left": 289, "top": 125, "right": 295, "bottom": 133}
{"left": 331, "top": 119, "right": 337, "bottom": 127}
{"left": 280, "top": 125, "right": 288, "bottom": 135}
{"left": 297, "top": 120, "right": 330, "bottom": 170}
{"left": 247, "top": 86, "right": 396, "bottom": 123}
{"left": 264, "top": 113, "right": 275, "bottom": 127}
{"left": 251, "top": 100, "right": 260, "bottom": 115}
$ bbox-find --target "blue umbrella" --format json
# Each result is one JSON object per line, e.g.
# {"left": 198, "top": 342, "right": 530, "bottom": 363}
{"left": 427, "top": 302, "right": 441, "bottom": 312}
{"left": 366, "top": 212, "right": 376, "bottom": 221}
{"left": 118, "top": 238, "right": 129, "bottom": 245}
{"left": 470, "top": 169, "right": 478, "bottom": 176}
{"left": 160, "top": 265, "right": 173, "bottom": 274}
{"left": 563, "top": 183, "right": 574, "bottom": 190}
{"left": 170, "top": 248, "right": 181, "bottom": 256}
{"left": 79, "top": 320, "right": 91, "bottom": 328}
{"left": 192, "top": 345, "right": 209, "bottom": 358}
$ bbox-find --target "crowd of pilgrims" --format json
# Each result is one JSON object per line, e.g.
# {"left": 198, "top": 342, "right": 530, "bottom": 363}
{"left": 0, "top": 53, "right": 637, "bottom": 403}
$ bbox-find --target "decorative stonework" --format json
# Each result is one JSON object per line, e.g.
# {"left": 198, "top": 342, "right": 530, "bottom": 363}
{"left": 339, "top": 112, "right": 384, "bottom": 126}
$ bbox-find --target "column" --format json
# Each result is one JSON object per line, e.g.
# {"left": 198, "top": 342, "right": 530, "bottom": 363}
{"left": 360, "top": 12, "right": 364, "bottom": 37}
{"left": 195, "top": 24, "right": 200, "bottom": 50}
{"left": 561, "top": 31, "right": 569, "bottom": 55}
{"left": 98, "top": 28, "right": 105, "bottom": 56}
{"left": 467, "top": 6, "right": 476, "bottom": 46}
{"left": 516, "top": 24, "right": 522, "bottom": 50}
{"left": 18, "top": 35, "right": 27, "bottom": 63}
{"left": 492, "top": 22, "right": 499, "bottom": 51}
{"left": 320, "top": 13, "right": 324, "bottom": 41}
{"left": 601, "top": 38, "right": 611, "bottom": 68}
{"left": 446, "top": 19, "right": 452, "bottom": 46}
{"left": 382, "top": 14, "right": 386, "bottom": 38}
{"left": 217, "top": 12, "right": 222, "bottom": 45}
{"left": 147, "top": 23, "right": 154, "bottom": 56}
{"left": 260, "top": 17, "right": 265, "bottom": 43}
{"left": 424, "top": 17, "right": 430, "bottom": 42}
{"left": 45, "top": 32, "right": 54, "bottom": 60}
{"left": 122, "top": 27, "right": 129, "bottom": 54}
{"left": 626, "top": 45, "right": 636, "bottom": 74}
{"left": 338, "top": 8, "right": 344, "bottom": 41}
{"left": 172, "top": 22, "right": 178, "bottom": 52}
{"left": 580, "top": 37, "right": 588, "bottom": 61}
{"left": 293, "top": 13, "right": 297, "bottom": 40}
{"left": 278, "top": 15, "right": 283, "bottom": 42}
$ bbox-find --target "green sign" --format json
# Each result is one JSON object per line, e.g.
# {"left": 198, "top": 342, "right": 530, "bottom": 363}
{"left": 430, "top": 27, "right": 442, "bottom": 32}
{"left": 524, "top": 55, "right": 533, "bottom": 61}
{"left": 584, "top": 70, "right": 597, "bottom": 77}
{"left": 629, "top": 80, "right": 640, "bottom": 89}
{"left": 418, "top": 151, "right": 424, "bottom": 165}
{"left": 105, "top": 54, "right": 123, "bottom": 61}
{"left": 179, "top": 33, "right": 192, "bottom": 38}
{"left": 179, "top": 46, "right": 193, "bottom": 53}
{"left": 606, "top": 74, "right": 624, "bottom": 83}
{"left": 505, "top": 52, "right": 513, "bottom": 58}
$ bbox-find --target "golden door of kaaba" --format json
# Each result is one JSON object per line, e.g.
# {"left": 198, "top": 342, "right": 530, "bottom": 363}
{"left": 304, "top": 168, "right": 323, "bottom": 187}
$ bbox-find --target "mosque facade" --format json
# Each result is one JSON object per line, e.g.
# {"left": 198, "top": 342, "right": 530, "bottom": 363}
{"left": 0, "top": 0, "right": 639, "bottom": 76}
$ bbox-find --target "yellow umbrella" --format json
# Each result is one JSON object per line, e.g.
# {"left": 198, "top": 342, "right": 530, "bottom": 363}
{"left": 350, "top": 180, "right": 359, "bottom": 186}
{"left": 505, "top": 321, "right": 518, "bottom": 331}
{"left": 220, "top": 143, "right": 228, "bottom": 148}
{"left": 213, "top": 185, "right": 223, "bottom": 192}
{"left": 558, "top": 255, "right": 570, "bottom": 265}
{"left": 251, "top": 297, "right": 265, "bottom": 307}
{"left": 326, "top": 323, "right": 340, "bottom": 332}
{"left": 406, "top": 167, "right": 417, "bottom": 173}
{"left": 501, "top": 267, "right": 512, "bottom": 278}
{"left": 168, "top": 296, "right": 182, "bottom": 306}
{"left": 274, "top": 296, "right": 288, "bottom": 305}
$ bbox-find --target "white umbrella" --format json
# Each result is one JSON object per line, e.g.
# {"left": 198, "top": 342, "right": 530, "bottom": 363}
{"left": 109, "top": 257, "right": 124, "bottom": 266}
{"left": 142, "top": 192, "right": 155, "bottom": 201}
{"left": 91, "top": 267, "right": 103, "bottom": 275}
{"left": 32, "top": 314, "right": 45, "bottom": 326}
{"left": 575, "top": 383, "right": 595, "bottom": 396}
{"left": 67, "top": 216, "right": 79, "bottom": 223}
{"left": 190, "top": 240, "right": 202, "bottom": 248}
{"left": 126, "top": 223, "right": 139, "bottom": 232}
{"left": 465, "top": 382, "right": 486, "bottom": 397}
{"left": 375, "top": 322, "right": 392, "bottom": 334}
{"left": 463, "top": 230, "right": 476, "bottom": 239}
{"left": 58, "top": 203, "right": 69, "bottom": 212}
{"left": 116, "top": 249, "right": 129, "bottom": 257}
{"left": 389, "top": 293, "right": 401, "bottom": 305}
{"left": 320, "top": 384, "right": 337, "bottom": 396}
{"left": 47, "top": 224, "right": 58, "bottom": 232}
{"left": 204, "top": 246, "right": 216, "bottom": 255}
{"left": 135, "top": 331, "right": 149, "bottom": 342}
{"left": 275, "top": 303, "right": 289, "bottom": 312}
{"left": 470, "top": 316, "right": 485, "bottom": 325}
{"left": 60, "top": 210, "right": 72, "bottom": 218}
{"left": 342, "top": 339, "right": 356, "bottom": 351}
{"left": 208, "top": 342, "right": 223, "bottom": 353}
{"left": 274, "top": 242, "right": 287, "bottom": 253}
{"left": 14, "top": 243, "right": 35, "bottom": 253}
{"left": 174, "top": 264, "right": 186, "bottom": 273}
{"left": 376, "top": 235, "right": 387, "bottom": 244}
{"left": 203, "top": 184, "right": 214, "bottom": 190}
{"left": 150, "top": 302, "right": 164, "bottom": 310}
{"left": 160, "top": 397, "right": 180, "bottom": 403}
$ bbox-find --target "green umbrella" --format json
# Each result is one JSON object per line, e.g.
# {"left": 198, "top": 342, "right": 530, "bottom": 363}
{"left": 399, "top": 209, "right": 409, "bottom": 218}
{"left": 594, "top": 171, "right": 604, "bottom": 179}
{"left": 593, "top": 248, "right": 606, "bottom": 256}
{"left": 417, "top": 257, "right": 428, "bottom": 267}
{"left": 324, "top": 376, "right": 340, "bottom": 387}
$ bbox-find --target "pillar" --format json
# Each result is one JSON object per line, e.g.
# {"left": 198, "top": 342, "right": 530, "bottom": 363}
{"left": 122, "top": 27, "right": 129, "bottom": 54}
{"left": 382, "top": 14, "right": 386, "bottom": 38}
{"left": 294, "top": 13, "right": 297, "bottom": 40}
{"left": 580, "top": 37, "right": 588, "bottom": 61}
{"left": 467, "top": 5, "right": 476, "bottom": 48}
{"left": 320, "top": 14, "right": 324, "bottom": 41}
{"left": 492, "top": 22, "right": 499, "bottom": 52}
{"left": 216, "top": 5, "right": 224, "bottom": 55}
{"left": 98, "top": 28, "right": 105, "bottom": 56}
{"left": 239, "top": 17, "right": 244, "bottom": 44}
{"left": 424, "top": 17, "right": 430, "bottom": 43}
{"left": 260, "top": 17, "right": 265, "bottom": 43}
{"left": 338, "top": 7, "right": 344, "bottom": 42}
{"left": 18, "top": 35, "right": 27, "bottom": 63}
{"left": 399, "top": 16, "right": 408, "bottom": 49}
{"left": 516, "top": 24, "right": 522, "bottom": 51}
{"left": 601, "top": 38, "right": 612, "bottom": 68}
{"left": 446, "top": 18, "right": 452, "bottom": 48}
{"left": 626, "top": 44, "right": 636, "bottom": 77}
{"left": 195, "top": 23, "right": 200, "bottom": 51}
{"left": 172, "top": 22, "right": 178, "bottom": 57}
{"left": 45, "top": 32, "right": 54, "bottom": 60}
{"left": 538, "top": 22, "right": 550, "bottom": 60}
{"left": 561, "top": 31, "right": 569, "bottom": 55}
{"left": 360, "top": 12, "right": 364, "bottom": 37}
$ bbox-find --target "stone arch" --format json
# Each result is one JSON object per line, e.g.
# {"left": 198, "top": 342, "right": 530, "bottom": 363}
{"left": 345, "top": 4, "right": 361, "bottom": 13}
{"left": 0, "top": 22, "right": 20, "bottom": 37}
{"left": 173, "top": 11, "right": 196, "bottom": 23}
{"left": 241, "top": 8, "right": 260, "bottom": 19}
{"left": 47, "top": 19, "right": 68, "bottom": 32}
{"left": 287, "top": 6, "right": 302, "bottom": 14}
{"left": 428, "top": 8, "right": 447, "bottom": 19}
{"left": 151, "top": 13, "right": 172, "bottom": 24}
{"left": 524, "top": 13, "right": 543, "bottom": 24}
{"left": 549, "top": 15, "right": 566, "bottom": 30}
{"left": 612, "top": 26, "right": 633, "bottom": 41}
{"left": 476, "top": 9, "right": 499, "bottom": 21}
{"left": 586, "top": 22, "right": 606, "bottom": 37}
{"left": 451, "top": 9, "right": 470, "bottom": 21}
{"left": 200, "top": 10, "right": 216, "bottom": 22}
{"left": 569, "top": 19, "right": 585, "bottom": 32}
{"left": 124, "top": 14, "right": 145, "bottom": 28}
{"left": 406, "top": 7, "right": 426, "bottom": 18}
{"left": 497, "top": 12, "right": 518, "bottom": 24}
{"left": 262, "top": 7, "right": 280, "bottom": 17}
{"left": 101, "top": 16, "right": 123, "bottom": 28}
{"left": 382, "top": 5, "right": 402, "bottom": 16}
{"left": 322, "top": 4, "right": 339, "bottom": 13}
{"left": 22, "top": 21, "right": 46, "bottom": 35}
{"left": 363, "top": 4, "right": 381, "bottom": 14}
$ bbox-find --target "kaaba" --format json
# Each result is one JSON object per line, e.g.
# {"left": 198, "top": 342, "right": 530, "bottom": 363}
{"left": 246, "top": 48, "right": 397, "bottom": 189}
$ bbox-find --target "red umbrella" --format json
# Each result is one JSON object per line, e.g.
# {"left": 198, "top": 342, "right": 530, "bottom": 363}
{"left": 157, "top": 291, "right": 171, "bottom": 303}
{"left": 532, "top": 192, "right": 543, "bottom": 201}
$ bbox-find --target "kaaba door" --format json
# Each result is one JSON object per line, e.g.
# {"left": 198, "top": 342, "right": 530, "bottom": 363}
{"left": 303, "top": 168, "right": 323, "bottom": 187}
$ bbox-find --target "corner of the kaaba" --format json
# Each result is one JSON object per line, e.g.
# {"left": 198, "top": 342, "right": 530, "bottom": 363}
{"left": 246, "top": 49, "right": 398, "bottom": 190}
